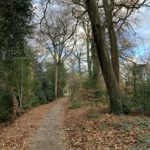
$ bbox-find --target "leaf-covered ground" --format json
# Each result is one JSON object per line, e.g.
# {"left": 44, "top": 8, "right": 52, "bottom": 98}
{"left": 64, "top": 103, "right": 150, "bottom": 150}
{"left": 1, "top": 99, "right": 150, "bottom": 150}
{"left": 0, "top": 103, "right": 54, "bottom": 150}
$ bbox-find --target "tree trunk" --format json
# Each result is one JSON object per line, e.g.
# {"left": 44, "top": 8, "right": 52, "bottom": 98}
{"left": 12, "top": 90, "right": 21, "bottom": 118}
{"left": 20, "top": 60, "right": 24, "bottom": 112}
{"left": 82, "top": 20, "right": 92, "bottom": 78}
{"left": 78, "top": 57, "right": 81, "bottom": 76}
{"left": 85, "top": 0, "right": 123, "bottom": 114}
{"left": 55, "top": 60, "right": 58, "bottom": 99}
{"left": 54, "top": 45, "right": 58, "bottom": 99}
{"left": 103, "top": 0, "right": 120, "bottom": 83}
{"left": 91, "top": 41, "right": 100, "bottom": 89}
{"left": 86, "top": 32, "right": 92, "bottom": 78}
{"left": 57, "top": 61, "right": 63, "bottom": 97}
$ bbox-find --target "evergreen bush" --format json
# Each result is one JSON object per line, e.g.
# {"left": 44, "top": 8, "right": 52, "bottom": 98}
{"left": 0, "top": 90, "right": 13, "bottom": 122}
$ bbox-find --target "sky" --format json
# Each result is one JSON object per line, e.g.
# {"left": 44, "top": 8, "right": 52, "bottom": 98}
{"left": 133, "top": 6, "right": 150, "bottom": 59}
{"left": 32, "top": 0, "right": 150, "bottom": 63}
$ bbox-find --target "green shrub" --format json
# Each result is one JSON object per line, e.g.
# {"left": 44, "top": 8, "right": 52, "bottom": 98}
{"left": 133, "top": 81, "right": 150, "bottom": 115}
{"left": 24, "top": 95, "right": 39, "bottom": 109}
{"left": 35, "top": 88, "right": 47, "bottom": 104}
{"left": 0, "top": 90, "right": 13, "bottom": 122}
{"left": 44, "top": 82, "right": 55, "bottom": 101}
{"left": 68, "top": 101, "right": 82, "bottom": 109}
{"left": 124, "top": 80, "right": 150, "bottom": 115}
{"left": 36, "top": 76, "right": 55, "bottom": 103}
{"left": 122, "top": 97, "right": 133, "bottom": 114}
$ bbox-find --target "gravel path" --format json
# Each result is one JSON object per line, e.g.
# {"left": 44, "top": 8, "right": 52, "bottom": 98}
{"left": 28, "top": 97, "right": 68, "bottom": 150}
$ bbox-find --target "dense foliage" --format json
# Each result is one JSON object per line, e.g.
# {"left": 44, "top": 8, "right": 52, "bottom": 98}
{"left": 0, "top": 0, "right": 58, "bottom": 122}
{"left": 0, "top": 0, "right": 33, "bottom": 59}
{"left": 123, "top": 64, "right": 150, "bottom": 115}
{"left": 0, "top": 56, "right": 58, "bottom": 121}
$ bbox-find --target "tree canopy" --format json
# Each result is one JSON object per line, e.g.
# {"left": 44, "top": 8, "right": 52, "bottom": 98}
{"left": 0, "top": 0, "right": 33, "bottom": 59}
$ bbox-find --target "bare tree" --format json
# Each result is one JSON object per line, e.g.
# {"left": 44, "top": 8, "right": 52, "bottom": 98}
{"left": 103, "top": 0, "right": 148, "bottom": 84}
{"left": 85, "top": 0, "right": 123, "bottom": 114}
{"left": 37, "top": 4, "right": 78, "bottom": 98}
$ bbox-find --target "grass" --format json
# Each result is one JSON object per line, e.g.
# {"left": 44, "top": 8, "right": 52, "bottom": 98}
{"left": 130, "top": 146, "right": 149, "bottom": 150}
{"left": 97, "top": 121, "right": 109, "bottom": 130}
{"left": 86, "top": 108, "right": 99, "bottom": 120}
{"left": 112, "top": 120, "right": 132, "bottom": 132}
{"left": 68, "top": 101, "right": 82, "bottom": 109}
{"left": 130, "top": 134, "right": 150, "bottom": 150}
{"left": 136, "top": 134, "right": 150, "bottom": 144}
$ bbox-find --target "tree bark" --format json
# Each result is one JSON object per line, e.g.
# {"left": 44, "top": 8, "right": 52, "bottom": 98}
{"left": 82, "top": 20, "right": 92, "bottom": 78}
{"left": 54, "top": 46, "right": 58, "bottom": 99}
{"left": 20, "top": 60, "right": 24, "bottom": 112}
{"left": 55, "top": 61, "right": 58, "bottom": 98}
{"left": 103, "top": 0, "right": 120, "bottom": 83}
{"left": 85, "top": 0, "right": 123, "bottom": 114}
{"left": 57, "top": 61, "right": 63, "bottom": 97}
{"left": 12, "top": 90, "right": 21, "bottom": 118}
{"left": 86, "top": 29, "right": 92, "bottom": 78}
{"left": 78, "top": 57, "right": 81, "bottom": 76}
{"left": 91, "top": 41, "right": 100, "bottom": 89}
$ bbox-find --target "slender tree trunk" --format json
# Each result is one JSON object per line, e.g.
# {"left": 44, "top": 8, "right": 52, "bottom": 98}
{"left": 103, "top": 0, "right": 120, "bottom": 83}
{"left": 20, "top": 60, "right": 24, "bottom": 112}
{"left": 54, "top": 44, "right": 58, "bottom": 99}
{"left": 85, "top": 0, "right": 123, "bottom": 114}
{"left": 57, "top": 61, "right": 63, "bottom": 97}
{"left": 87, "top": 34, "right": 92, "bottom": 78}
{"left": 91, "top": 41, "right": 100, "bottom": 89}
{"left": 12, "top": 90, "right": 21, "bottom": 118}
{"left": 14, "top": 60, "right": 23, "bottom": 113}
{"left": 77, "top": 56, "right": 81, "bottom": 76}
{"left": 55, "top": 60, "right": 58, "bottom": 99}
{"left": 82, "top": 21, "right": 92, "bottom": 78}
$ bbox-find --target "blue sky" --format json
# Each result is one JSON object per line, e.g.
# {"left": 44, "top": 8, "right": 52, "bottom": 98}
{"left": 134, "top": 6, "right": 150, "bottom": 58}
{"left": 32, "top": 0, "right": 150, "bottom": 62}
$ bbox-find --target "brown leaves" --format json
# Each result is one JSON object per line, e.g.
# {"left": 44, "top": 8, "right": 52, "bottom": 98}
{"left": 0, "top": 103, "right": 53, "bottom": 150}
{"left": 64, "top": 104, "right": 150, "bottom": 150}
{"left": 1, "top": 99, "right": 150, "bottom": 150}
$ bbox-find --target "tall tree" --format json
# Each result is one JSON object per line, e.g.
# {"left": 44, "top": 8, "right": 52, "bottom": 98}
{"left": 81, "top": 19, "right": 92, "bottom": 78}
{"left": 103, "top": 0, "right": 120, "bottom": 83}
{"left": 0, "top": 0, "right": 33, "bottom": 59}
{"left": 38, "top": 4, "right": 77, "bottom": 98}
{"left": 85, "top": 0, "right": 123, "bottom": 114}
{"left": 0, "top": 0, "right": 33, "bottom": 115}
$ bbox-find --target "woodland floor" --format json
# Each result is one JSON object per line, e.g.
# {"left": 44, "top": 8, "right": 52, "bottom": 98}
{"left": 1, "top": 97, "right": 150, "bottom": 150}
{"left": 65, "top": 101, "right": 150, "bottom": 150}
{"left": 0, "top": 97, "right": 68, "bottom": 150}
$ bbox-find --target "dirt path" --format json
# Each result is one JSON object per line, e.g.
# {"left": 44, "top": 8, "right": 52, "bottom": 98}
{"left": 28, "top": 97, "right": 68, "bottom": 150}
